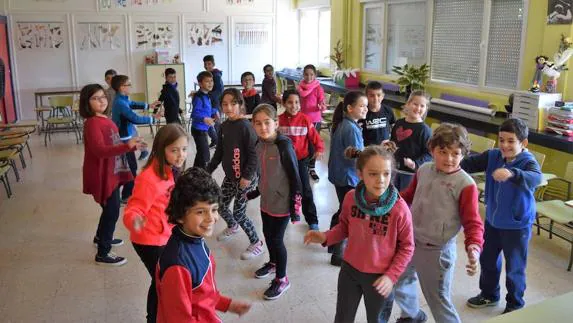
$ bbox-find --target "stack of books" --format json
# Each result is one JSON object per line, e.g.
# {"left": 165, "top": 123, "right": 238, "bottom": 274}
{"left": 546, "top": 103, "right": 573, "bottom": 137}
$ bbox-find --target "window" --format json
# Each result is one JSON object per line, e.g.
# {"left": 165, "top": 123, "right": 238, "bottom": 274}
{"left": 299, "top": 7, "right": 331, "bottom": 66}
{"left": 431, "top": 0, "right": 525, "bottom": 90}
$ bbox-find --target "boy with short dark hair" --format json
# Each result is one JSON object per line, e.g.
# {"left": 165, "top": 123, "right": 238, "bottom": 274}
{"left": 261, "top": 64, "right": 280, "bottom": 110}
{"left": 157, "top": 67, "right": 182, "bottom": 124}
{"left": 191, "top": 71, "right": 216, "bottom": 169}
{"left": 203, "top": 55, "right": 224, "bottom": 148}
{"left": 461, "top": 118, "right": 542, "bottom": 314}
{"left": 241, "top": 71, "right": 260, "bottom": 115}
{"left": 104, "top": 69, "right": 117, "bottom": 105}
{"left": 359, "top": 81, "right": 396, "bottom": 146}
{"left": 156, "top": 167, "right": 251, "bottom": 322}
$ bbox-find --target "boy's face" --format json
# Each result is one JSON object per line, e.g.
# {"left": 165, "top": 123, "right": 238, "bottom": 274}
{"left": 284, "top": 94, "right": 300, "bottom": 115}
{"left": 199, "top": 77, "right": 214, "bottom": 92}
{"left": 264, "top": 67, "right": 274, "bottom": 78}
{"left": 241, "top": 74, "right": 254, "bottom": 90}
{"left": 366, "top": 89, "right": 384, "bottom": 112}
{"left": 177, "top": 201, "right": 219, "bottom": 237}
{"left": 166, "top": 73, "right": 177, "bottom": 85}
{"left": 498, "top": 131, "right": 526, "bottom": 160}
{"left": 204, "top": 61, "right": 214, "bottom": 72}
{"left": 431, "top": 144, "right": 463, "bottom": 174}
{"left": 119, "top": 79, "right": 131, "bottom": 95}
{"left": 105, "top": 75, "right": 114, "bottom": 87}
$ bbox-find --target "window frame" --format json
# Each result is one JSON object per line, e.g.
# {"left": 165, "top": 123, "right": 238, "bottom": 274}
{"left": 297, "top": 6, "right": 331, "bottom": 68}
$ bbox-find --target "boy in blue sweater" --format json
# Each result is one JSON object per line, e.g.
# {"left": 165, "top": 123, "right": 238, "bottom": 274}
{"left": 461, "top": 118, "right": 542, "bottom": 314}
{"left": 191, "top": 71, "right": 216, "bottom": 169}
{"left": 111, "top": 75, "right": 160, "bottom": 202}
{"left": 204, "top": 55, "right": 224, "bottom": 149}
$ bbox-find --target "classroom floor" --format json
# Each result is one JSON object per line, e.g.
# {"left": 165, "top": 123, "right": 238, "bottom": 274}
{"left": 0, "top": 128, "right": 572, "bottom": 323}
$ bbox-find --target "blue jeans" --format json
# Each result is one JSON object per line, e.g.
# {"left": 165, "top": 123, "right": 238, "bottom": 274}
{"left": 479, "top": 221, "right": 531, "bottom": 310}
{"left": 394, "top": 172, "right": 414, "bottom": 191}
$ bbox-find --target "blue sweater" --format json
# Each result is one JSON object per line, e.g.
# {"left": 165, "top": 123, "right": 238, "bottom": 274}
{"left": 461, "top": 149, "right": 542, "bottom": 229}
{"left": 328, "top": 117, "right": 364, "bottom": 187}
{"left": 111, "top": 94, "right": 153, "bottom": 140}
{"left": 191, "top": 91, "right": 216, "bottom": 131}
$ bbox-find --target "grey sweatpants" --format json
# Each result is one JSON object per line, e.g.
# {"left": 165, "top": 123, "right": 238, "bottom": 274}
{"left": 392, "top": 241, "right": 460, "bottom": 323}
{"left": 335, "top": 261, "right": 394, "bottom": 323}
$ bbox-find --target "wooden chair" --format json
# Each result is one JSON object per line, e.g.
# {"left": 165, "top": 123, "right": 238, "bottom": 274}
{"left": 0, "top": 137, "right": 30, "bottom": 170}
{"left": 0, "top": 160, "right": 12, "bottom": 198}
{"left": 45, "top": 96, "right": 80, "bottom": 146}
{"left": 0, "top": 148, "right": 20, "bottom": 182}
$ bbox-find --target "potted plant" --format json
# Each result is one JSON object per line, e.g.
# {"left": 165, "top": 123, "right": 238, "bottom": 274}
{"left": 391, "top": 63, "right": 430, "bottom": 95}
{"left": 329, "top": 40, "right": 360, "bottom": 88}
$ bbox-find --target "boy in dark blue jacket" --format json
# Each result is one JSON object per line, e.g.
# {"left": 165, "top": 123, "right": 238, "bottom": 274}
{"left": 191, "top": 71, "right": 216, "bottom": 169}
{"left": 111, "top": 75, "right": 160, "bottom": 202}
{"left": 461, "top": 118, "right": 542, "bottom": 314}
{"left": 157, "top": 67, "right": 182, "bottom": 124}
{"left": 203, "top": 55, "right": 224, "bottom": 148}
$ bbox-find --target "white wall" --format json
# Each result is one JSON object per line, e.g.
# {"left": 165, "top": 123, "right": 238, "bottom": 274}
{"left": 4, "top": 0, "right": 298, "bottom": 120}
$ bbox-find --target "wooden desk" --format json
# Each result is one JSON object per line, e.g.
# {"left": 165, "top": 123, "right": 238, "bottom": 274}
{"left": 484, "top": 291, "right": 573, "bottom": 322}
{"left": 34, "top": 87, "right": 81, "bottom": 134}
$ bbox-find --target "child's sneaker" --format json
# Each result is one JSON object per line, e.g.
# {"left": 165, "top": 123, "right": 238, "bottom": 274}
{"left": 95, "top": 252, "right": 127, "bottom": 266}
{"left": 467, "top": 294, "right": 499, "bottom": 308}
{"left": 93, "top": 237, "right": 124, "bottom": 248}
{"left": 217, "top": 225, "right": 240, "bottom": 242}
{"left": 396, "top": 309, "right": 428, "bottom": 323}
{"left": 255, "top": 262, "right": 276, "bottom": 279}
{"left": 263, "top": 277, "right": 290, "bottom": 300}
{"left": 308, "top": 223, "right": 319, "bottom": 231}
{"left": 309, "top": 169, "right": 319, "bottom": 181}
{"left": 240, "top": 240, "right": 265, "bottom": 260}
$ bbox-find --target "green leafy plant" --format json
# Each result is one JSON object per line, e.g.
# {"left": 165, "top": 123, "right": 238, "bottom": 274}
{"left": 329, "top": 40, "right": 345, "bottom": 70}
{"left": 391, "top": 63, "right": 430, "bottom": 93}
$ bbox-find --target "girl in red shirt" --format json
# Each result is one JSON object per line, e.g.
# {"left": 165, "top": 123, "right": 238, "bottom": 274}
{"left": 80, "top": 84, "right": 146, "bottom": 267}
{"left": 123, "top": 123, "right": 188, "bottom": 323}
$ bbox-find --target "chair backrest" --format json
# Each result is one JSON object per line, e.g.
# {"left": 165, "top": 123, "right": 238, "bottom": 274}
{"left": 565, "top": 161, "right": 573, "bottom": 183}
{"left": 528, "top": 149, "right": 546, "bottom": 169}
{"left": 130, "top": 92, "right": 147, "bottom": 103}
{"left": 48, "top": 95, "right": 74, "bottom": 108}
{"left": 468, "top": 133, "right": 495, "bottom": 154}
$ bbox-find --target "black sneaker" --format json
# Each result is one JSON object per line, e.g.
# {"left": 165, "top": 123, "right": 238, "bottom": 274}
{"left": 502, "top": 307, "right": 517, "bottom": 314}
{"left": 255, "top": 262, "right": 276, "bottom": 279}
{"left": 95, "top": 252, "right": 127, "bottom": 266}
{"left": 263, "top": 277, "right": 290, "bottom": 300}
{"left": 138, "top": 150, "right": 149, "bottom": 161}
{"left": 467, "top": 294, "right": 499, "bottom": 308}
{"left": 309, "top": 169, "right": 319, "bottom": 181}
{"left": 93, "top": 237, "right": 124, "bottom": 248}
{"left": 396, "top": 310, "right": 428, "bottom": 323}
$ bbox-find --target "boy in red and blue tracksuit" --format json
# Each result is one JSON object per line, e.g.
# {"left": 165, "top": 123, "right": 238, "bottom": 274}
{"left": 461, "top": 118, "right": 542, "bottom": 314}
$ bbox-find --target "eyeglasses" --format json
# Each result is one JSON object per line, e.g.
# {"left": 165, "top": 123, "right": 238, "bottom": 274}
{"left": 90, "top": 95, "right": 108, "bottom": 102}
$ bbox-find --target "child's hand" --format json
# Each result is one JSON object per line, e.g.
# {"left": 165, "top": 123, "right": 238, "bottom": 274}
{"left": 127, "top": 137, "right": 146, "bottom": 150}
{"left": 314, "top": 151, "right": 324, "bottom": 161}
{"left": 382, "top": 140, "right": 398, "bottom": 153}
{"left": 372, "top": 275, "right": 393, "bottom": 297}
{"left": 466, "top": 244, "right": 480, "bottom": 276}
{"left": 404, "top": 158, "right": 416, "bottom": 170}
{"left": 492, "top": 168, "right": 513, "bottom": 182}
{"left": 150, "top": 101, "right": 162, "bottom": 109}
{"left": 239, "top": 178, "right": 251, "bottom": 189}
{"left": 133, "top": 215, "right": 146, "bottom": 232}
{"left": 304, "top": 231, "right": 326, "bottom": 245}
{"left": 228, "top": 300, "right": 251, "bottom": 317}
{"left": 204, "top": 117, "right": 215, "bottom": 126}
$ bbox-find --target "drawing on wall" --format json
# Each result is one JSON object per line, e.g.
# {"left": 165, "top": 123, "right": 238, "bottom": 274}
{"left": 548, "top": 0, "right": 573, "bottom": 24}
{"left": 16, "top": 23, "right": 64, "bottom": 49}
{"left": 78, "top": 23, "right": 122, "bottom": 50}
{"left": 235, "top": 23, "right": 270, "bottom": 47}
{"left": 364, "top": 23, "right": 382, "bottom": 69}
{"left": 227, "top": 0, "right": 254, "bottom": 4}
{"left": 100, "top": 0, "right": 173, "bottom": 9}
{"left": 135, "top": 23, "right": 174, "bottom": 49}
{"left": 187, "top": 23, "right": 223, "bottom": 47}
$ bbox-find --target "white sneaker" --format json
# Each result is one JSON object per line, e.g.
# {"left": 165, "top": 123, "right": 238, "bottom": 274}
{"left": 240, "top": 240, "right": 265, "bottom": 260}
{"left": 217, "top": 225, "right": 240, "bottom": 242}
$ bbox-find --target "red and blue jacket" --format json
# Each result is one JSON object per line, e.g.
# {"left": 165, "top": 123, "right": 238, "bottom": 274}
{"left": 156, "top": 226, "right": 231, "bottom": 323}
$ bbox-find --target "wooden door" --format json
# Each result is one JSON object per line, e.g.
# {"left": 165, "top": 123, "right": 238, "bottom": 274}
{"left": 0, "top": 16, "right": 16, "bottom": 123}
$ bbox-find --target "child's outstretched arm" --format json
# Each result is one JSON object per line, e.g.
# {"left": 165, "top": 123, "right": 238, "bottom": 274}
{"left": 84, "top": 123, "right": 135, "bottom": 158}
{"left": 123, "top": 177, "right": 159, "bottom": 233}
{"left": 508, "top": 158, "right": 542, "bottom": 191}
{"left": 120, "top": 101, "right": 155, "bottom": 125}
{"left": 304, "top": 192, "right": 352, "bottom": 246}
{"left": 460, "top": 150, "right": 489, "bottom": 174}
{"left": 458, "top": 183, "right": 485, "bottom": 276}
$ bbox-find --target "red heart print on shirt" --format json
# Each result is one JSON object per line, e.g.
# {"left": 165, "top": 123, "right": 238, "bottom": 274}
{"left": 395, "top": 126, "right": 413, "bottom": 142}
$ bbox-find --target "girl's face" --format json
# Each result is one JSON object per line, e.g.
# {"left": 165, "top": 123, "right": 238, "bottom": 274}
{"left": 303, "top": 68, "right": 316, "bottom": 83}
{"left": 165, "top": 136, "right": 188, "bottom": 168}
{"left": 253, "top": 112, "right": 277, "bottom": 141}
{"left": 264, "top": 67, "right": 274, "bottom": 78}
{"left": 89, "top": 90, "right": 108, "bottom": 116}
{"left": 221, "top": 94, "right": 242, "bottom": 120}
{"left": 347, "top": 96, "right": 368, "bottom": 121}
{"left": 284, "top": 94, "right": 301, "bottom": 115}
{"left": 178, "top": 201, "right": 219, "bottom": 237}
{"left": 406, "top": 95, "right": 427, "bottom": 121}
{"left": 358, "top": 155, "right": 393, "bottom": 199}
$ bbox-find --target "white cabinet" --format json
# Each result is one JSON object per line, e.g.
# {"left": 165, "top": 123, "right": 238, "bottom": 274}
{"left": 144, "top": 63, "right": 186, "bottom": 112}
{"left": 512, "top": 92, "right": 562, "bottom": 131}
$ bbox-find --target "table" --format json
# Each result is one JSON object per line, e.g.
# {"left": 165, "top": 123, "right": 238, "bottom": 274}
{"left": 484, "top": 291, "right": 573, "bottom": 322}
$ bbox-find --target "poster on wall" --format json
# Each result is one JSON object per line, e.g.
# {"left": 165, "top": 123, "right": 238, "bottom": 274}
{"left": 235, "top": 23, "right": 270, "bottom": 47}
{"left": 187, "top": 23, "right": 223, "bottom": 47}
{"left": 78, "top": 23, "right": 122, "bottom": 50}
{"left": 16, "top": 22, "right": 64, "bottom": 49}
{"left": 548, "top": 0, "right": 573, "bottom": 24}
{"left": 134, "top": 23, "right": 174, "bottom": 49}
{"left": 99, "top": 0, "right": 174, "bottom": 10}
{"left": 227, "top": 0, "right": 254, "bottom": 4}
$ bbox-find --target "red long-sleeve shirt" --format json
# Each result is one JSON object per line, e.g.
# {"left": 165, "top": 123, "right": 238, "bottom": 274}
{"left": 82, "top": 116, "right": 133, "bottom": 205}
{"left": 278, "top": 111, "right": 324, "bottom": 160}
{"left": 324, "top": 191, "right": 414, "bottom": 283}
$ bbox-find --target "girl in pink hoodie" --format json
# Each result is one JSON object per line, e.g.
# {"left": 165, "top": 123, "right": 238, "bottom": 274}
{"left": 123, "top": 123, "right": 188, "bottom": 323}
{"left": 297, "top": 64, "right": 326, "bottom": 181}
